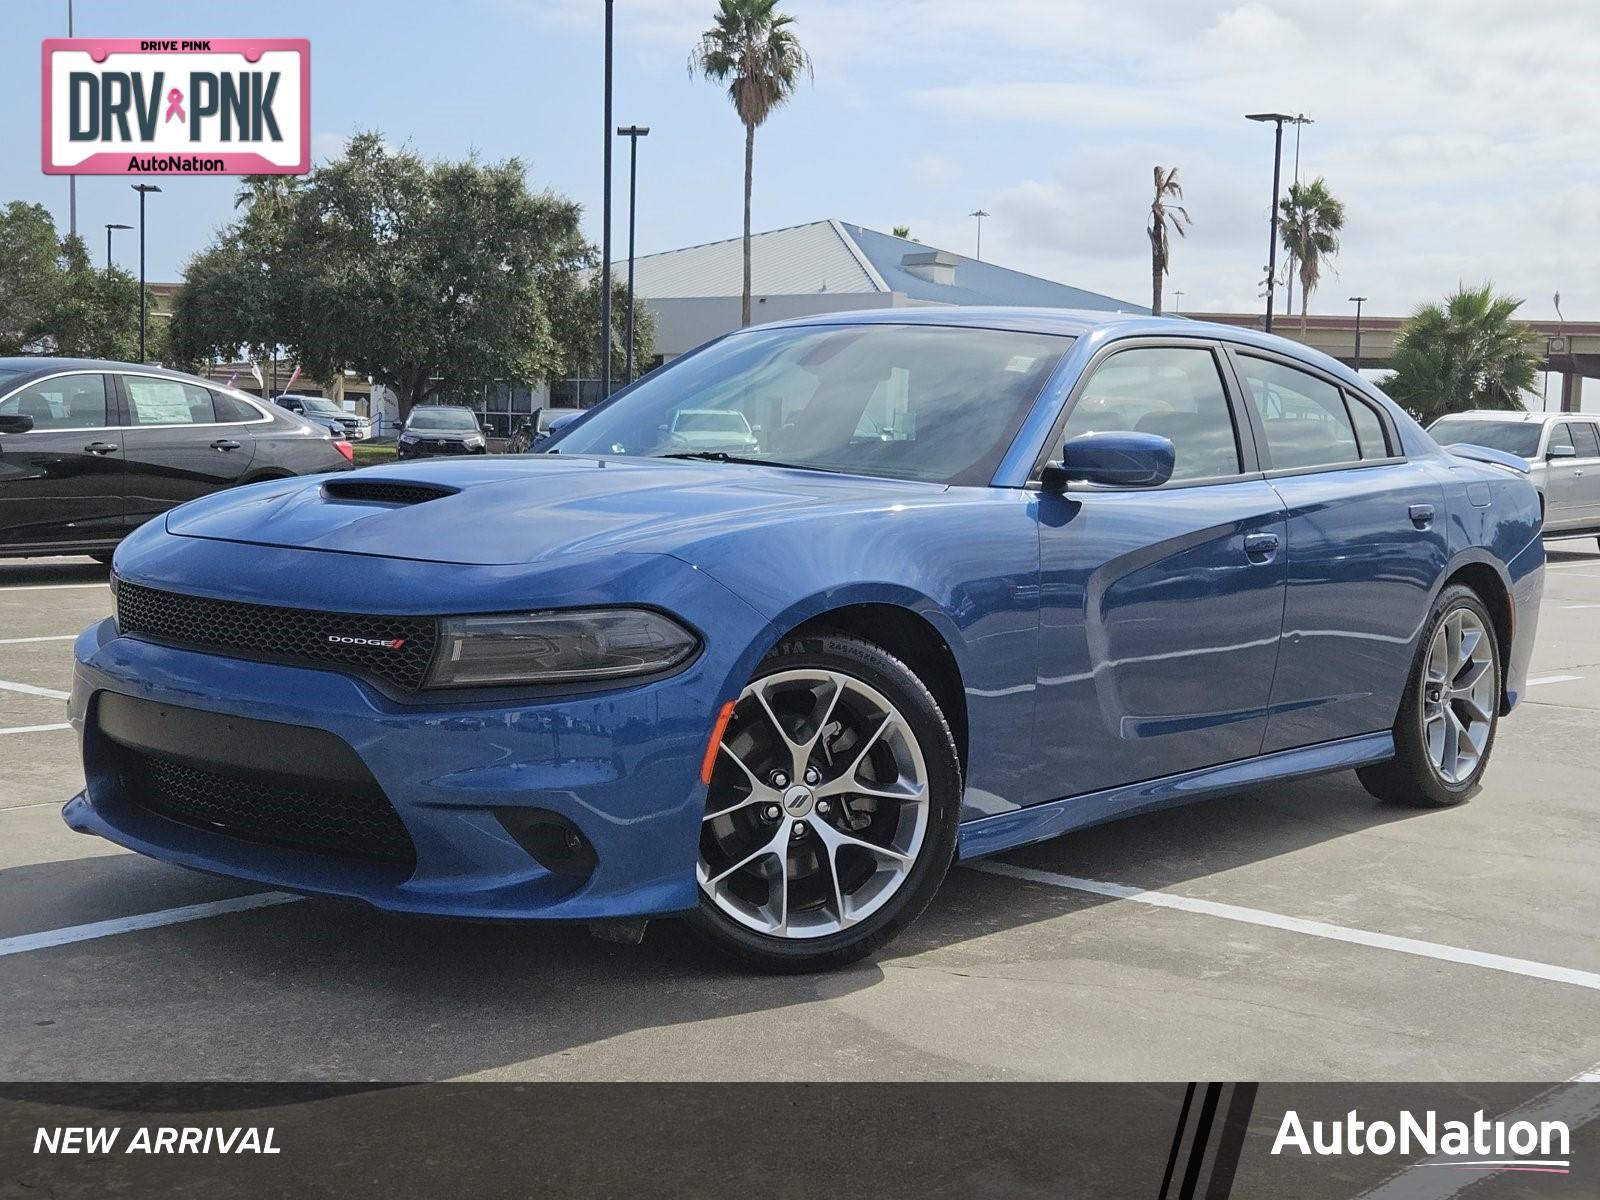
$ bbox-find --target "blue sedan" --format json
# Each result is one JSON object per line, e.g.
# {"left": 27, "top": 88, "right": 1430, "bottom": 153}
{"left": 63, "top": 309, "right": 1544, "bottom": 971}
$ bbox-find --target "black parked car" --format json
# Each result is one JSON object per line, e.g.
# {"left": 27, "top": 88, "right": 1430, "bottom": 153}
{"left": 396, "top": 405, "right": 487, "bottom": 459}
{"left": 0, "top": 358, "right": 354, "bottom": 561}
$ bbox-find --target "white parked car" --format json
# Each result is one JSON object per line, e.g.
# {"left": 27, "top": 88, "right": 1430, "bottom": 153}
{"left": 1429, "top": 409, "right": 1600, "bottom": 543}
{"left": 274, "top": 393, "right": 373, "bottom": 441}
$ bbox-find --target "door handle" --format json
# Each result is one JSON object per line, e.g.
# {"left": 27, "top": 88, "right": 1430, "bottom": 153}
{"left": 83, "top": 441, "right": 118, "bottom": 455}
{"left": 1244, "top": 531, "right": 1280, "bottom": 558}
{"left": 210, "top": 439, "right": 243, "bottom": 452}
{"left": 1409, "top": 503, "right": 1435, "bottom": 528}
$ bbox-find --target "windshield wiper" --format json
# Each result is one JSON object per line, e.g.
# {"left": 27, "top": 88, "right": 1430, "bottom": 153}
{"left": 654, "top": 451, "right": 837, "bottom": 473}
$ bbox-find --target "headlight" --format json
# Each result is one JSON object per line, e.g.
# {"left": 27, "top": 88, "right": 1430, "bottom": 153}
{"left": 464, "top": 434, "right": 485, "bottom": 447}
{"left": 398, "top": 432, "right": 418, "bottom": 444}
{"left": 425, "top": 608, "right": 698, "bottom": 688}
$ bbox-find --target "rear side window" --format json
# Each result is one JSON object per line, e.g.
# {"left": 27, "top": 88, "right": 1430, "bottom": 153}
{"left": 0, "top": 374, "right": 109, "bottom": 429}
{"left": 211, "top": 391, "right": 262, "bottom": 423}
{"left": 1345, "top": 395, "right": 1390, "bottom": 458}
{"left": 1236, "top": 355, "right": 1360, "bottom": 470}
{"left": 1063, "top": 346, "right": 1242, "bottom": 483}
{"left": 124, "top": 377, "right": 216, "bottom": 426}
{"left": 1570, "top": 422, "right": 1600, "bottom": 458}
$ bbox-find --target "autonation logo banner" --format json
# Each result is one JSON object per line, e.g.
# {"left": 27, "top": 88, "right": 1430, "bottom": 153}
{"left": 42, "top": 38, "right": 309, "bottom": 176}
{"left": 1273, "top": 1107, "right": 1573, "bottom": 1176}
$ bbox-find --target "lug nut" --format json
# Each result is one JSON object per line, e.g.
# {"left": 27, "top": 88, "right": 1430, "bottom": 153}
{"left": 770, "top": 771, "right": 789, "bottom": 788}
{"left": 762, "top": 804, "right": 781, "bottom": 821}
{"left": 803, "top": 766, "right": 820, "bottom": 785}
{"left": 816, "top": 799, "right": 831, "bottom": 815}
{"left": 791, "top": 821, "right": 807, "bottom": 838}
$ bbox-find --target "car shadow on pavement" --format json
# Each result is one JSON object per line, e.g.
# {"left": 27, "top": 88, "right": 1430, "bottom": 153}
{"left": 0, "top": 559, "right": 110, "bottom": 587}
{"left": 1, "top": 768, "right": 1451, "bottom": 1081}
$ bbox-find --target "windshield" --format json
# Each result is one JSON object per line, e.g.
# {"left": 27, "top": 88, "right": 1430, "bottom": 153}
{"left": 299, "top": 397, "right": 343, "bottom": 417}
{"left": 1429, "top": 419, "right": 1541, "bottom": 459}
{"left": 408, "top": 407, "right": 479, "bottom": 432}
{"left": 551, "top": 323, "right": 1071, "bottom": 485}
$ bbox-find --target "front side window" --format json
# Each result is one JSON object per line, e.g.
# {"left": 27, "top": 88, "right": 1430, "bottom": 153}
{"left": 552, "top": 323, "right": 1071, "bottom": 486}
{"left": 1569, "top": 422, "right": 1600, "bottom": 459}
{"left": 1237, "top": 355, "right": 1360, "bottom": 471}
{"left": 1062, "top": 346, "right": 1241, "bottom": 483}
{"left": 0, "top": 374, "right": 108, "bottom": 430}
{"left": 1549, "top": 423, "right": 1576, "bottom": 456}
{"left": 124, "top": 377, "right": 215, "bottom": 426}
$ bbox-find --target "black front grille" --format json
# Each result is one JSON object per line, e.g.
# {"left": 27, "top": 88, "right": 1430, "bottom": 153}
{"left": 115, "top": 580, "right": 439, "bottom": 693}
{"left": 124, "top": 747, "right": 415, "bottom": 865}
{"left": 322, "top": 479, "right": 458, "bottom": 505}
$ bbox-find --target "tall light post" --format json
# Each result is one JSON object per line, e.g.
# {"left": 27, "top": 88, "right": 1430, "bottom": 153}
{"left": 1246, "top": 113, "right": 1296, "bottom": 334}
{"left": 67, "top": 0, "right": 77, "bottom": 239}
{"left": 599, "top": 0, "right": 615, "bottom": 400}
{"left": 1172, "top": 289, "right": 1184, "bottom": 315}
{"left": 132, "top": 184, "right": 161, "bottom": 362}
{"left": 1348, "top": 295, "right": 1367, "bottom": 373}
{"left": 969, "top": 208, "right": 989, "bottom": 261}
{"left": 104, "top": 222, "right": 131, "bottom": 272}
{"left": 616, "top": 124, "right": 650, "bottom": 385}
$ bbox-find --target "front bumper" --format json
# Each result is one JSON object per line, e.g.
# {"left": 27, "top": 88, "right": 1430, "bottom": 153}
{"left": 63, "top": 545, "right": 771, "bottom": 921}
{"left": 396, "top": 439, "right": 487, "bottom": 459}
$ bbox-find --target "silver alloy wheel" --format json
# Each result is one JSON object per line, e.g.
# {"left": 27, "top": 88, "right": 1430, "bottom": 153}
{"left": 1420, "top": 607, "right": 1495, "bottom": 785}
{"left": 697, "top": 669, "right": 931, "bottom": 939}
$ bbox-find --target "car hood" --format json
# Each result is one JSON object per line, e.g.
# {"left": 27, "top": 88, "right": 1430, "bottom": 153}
{"left": 164, "top": 454, "right": 943, "bottom": 566}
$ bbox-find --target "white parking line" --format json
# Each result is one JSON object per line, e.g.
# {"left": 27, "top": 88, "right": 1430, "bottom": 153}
{"left": 0, "top": 635, "right": 77, "bottom": 645}
{"left": 1527, "top": 674, "right": 1582, "bottom": 686}
{"left": 972, "top": 862, "right": 1600, "bottom": 993}
{"left": 1561, "top": 604, "right": 1600, "bottom": 610}
{"left": 0, "top": 892, "right": 306, "bottom": 957}
{"left": 0, "top": 679, "right": 70, "bottom": 700}
{"left": 0, "top": 722, "right": 71, "bottom": 736}
{"left": 0, "top": 582, "right": 108, "bottom": 592}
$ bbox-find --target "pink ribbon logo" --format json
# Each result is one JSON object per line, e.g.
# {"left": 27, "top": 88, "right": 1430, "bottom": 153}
{"left": 164, "top": 88, "right": 185, "bottom": 123}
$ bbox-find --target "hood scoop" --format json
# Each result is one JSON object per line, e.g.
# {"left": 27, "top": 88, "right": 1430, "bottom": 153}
{"left": 321, "top": 479, "right": 460, "bottom": 506}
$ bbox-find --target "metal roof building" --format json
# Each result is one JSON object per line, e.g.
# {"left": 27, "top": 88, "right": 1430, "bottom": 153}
{"left": 627, "top": 219, "right": 1146, "bottom": 360}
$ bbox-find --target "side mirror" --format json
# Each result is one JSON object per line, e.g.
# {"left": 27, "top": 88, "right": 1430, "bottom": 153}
{"left": 1547, "top": 443, "right": 1577, "bottom": 460}
{"left": 1045, "top": 431, "right": 1175, "bottom": 490}
{"left": 0, "top": 413, "right": 35, "bottom": 435}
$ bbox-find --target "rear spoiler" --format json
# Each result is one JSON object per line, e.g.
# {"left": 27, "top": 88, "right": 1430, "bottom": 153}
{"left": 1445, "top": 443, "right": 1531, "bottom": 474}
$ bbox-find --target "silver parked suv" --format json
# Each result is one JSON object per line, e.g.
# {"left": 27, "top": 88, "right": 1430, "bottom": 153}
{"left": 1429, "top": 410, "right": 1600, "bottom": 544}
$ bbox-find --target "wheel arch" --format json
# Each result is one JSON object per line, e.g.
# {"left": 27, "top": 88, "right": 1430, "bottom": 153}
{"left": 777, "top": 600, "right": 970, "bottom": 786}
{"left": 1436, "top": 552, "right": 1514, "bottom": 710}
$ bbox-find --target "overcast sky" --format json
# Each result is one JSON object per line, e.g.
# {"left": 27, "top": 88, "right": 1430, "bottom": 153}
{"left": 7, "top": 0, "right": 1597, "bottom": 321}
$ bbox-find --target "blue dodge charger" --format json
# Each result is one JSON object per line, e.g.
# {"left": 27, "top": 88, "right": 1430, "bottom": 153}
{"left": 64, "top": 309, "right": 1544, "bottom": 971}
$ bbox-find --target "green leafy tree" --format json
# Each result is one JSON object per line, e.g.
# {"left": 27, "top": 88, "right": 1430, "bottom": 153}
{"left": 1147, "top": 166, "right": 1190, "bottom": 316}
{"left": 891, "top": 224, "right": 912, "bottom": 239}
{"left": 1278, "top": 178, "right": 1345, "bottom": 332}
{"left": 692, "top": 0, "right": 811, "bottom": 327}
{"left": 169, "top": 133, "right": 593, "bottom": 419}
{"left": 0, "top": 202, "right": 145, "bottom": 358}
{"left": 1383, "top": 284, "right": 1539, "bottom": 423}
{"left": 546, "top": 267, "right": 656, "bottom": 394}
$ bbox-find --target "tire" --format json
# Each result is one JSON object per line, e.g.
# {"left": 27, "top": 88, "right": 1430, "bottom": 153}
{"left": 1357, "top": 584, "right": 1501, "bottom": 807}
{"left": 689, "top": 633, "right": 961, "bottom": 972}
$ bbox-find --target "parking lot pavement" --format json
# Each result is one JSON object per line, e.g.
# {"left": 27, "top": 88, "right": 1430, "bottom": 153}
{"left": 2, "top": 543, "right": 1598, "bottom": 1082}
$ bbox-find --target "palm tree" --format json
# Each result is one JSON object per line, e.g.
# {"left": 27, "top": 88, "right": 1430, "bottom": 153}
{"left": 1278, "top": 178, "right": 1345, "bottom": 333}
{"left": 691, "top": 0, "right": 811, "bottom": 327}
{"left": 1384, "top": 284, "right": 1539, "bottom": 424}
{"left": 1147, "top": 166, "right": 1190, "bottom": 316}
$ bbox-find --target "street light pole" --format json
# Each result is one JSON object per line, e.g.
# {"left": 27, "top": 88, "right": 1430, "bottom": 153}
{"left": 1246, "top": 113, "right": 1295, "bottom": 334}
{"left": 616, "top": 125, "right": 650, "bottom": 385}
{"left": 104, "top": 223, "right": 132, "bottom": 272}
{"left": 599, "top": 0, "right": 614, "bottom": 400}
{"left": 68, "top": 0, "right": 77, "bottom": 240}
{"left": 1348, "top": 295, "right": 1367, "bottom": 373}
{"left": 969, "top": 209, "right": 989, "bottom": 261}
{"left": 131, "top": 184, "right": 161, "bottom": 361}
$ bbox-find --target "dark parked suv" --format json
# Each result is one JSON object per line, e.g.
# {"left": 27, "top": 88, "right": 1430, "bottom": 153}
{"left": 396, "top": 405, "right": 487, "bottom": 459}
{"left": 0, "top": 358, "right": 354, "bottom": 561}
